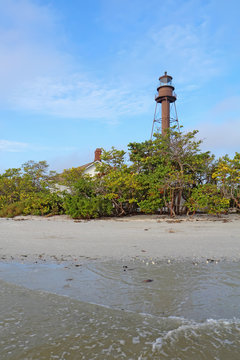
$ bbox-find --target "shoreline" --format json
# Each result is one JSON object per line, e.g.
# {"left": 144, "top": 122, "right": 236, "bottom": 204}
{"left": 0, "top": 214, "right": 240, "bottom": 264}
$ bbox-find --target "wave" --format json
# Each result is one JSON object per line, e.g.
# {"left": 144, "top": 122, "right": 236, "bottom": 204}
{"left": 152, "top": 317, "right": 240, "bottom": 359}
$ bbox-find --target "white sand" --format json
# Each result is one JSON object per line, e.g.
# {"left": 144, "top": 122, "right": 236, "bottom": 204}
{"left": 0, "top": 215, "right": 240, "bottom": 262}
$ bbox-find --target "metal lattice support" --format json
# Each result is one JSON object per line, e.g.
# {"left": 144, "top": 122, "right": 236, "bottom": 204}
{"left": 151, "top": 101, "right": 180, "bottom": 140}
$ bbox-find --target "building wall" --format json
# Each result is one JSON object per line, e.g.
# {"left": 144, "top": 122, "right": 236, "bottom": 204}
{"left": 83, "top": 162, "right": 100, "bottom": 177}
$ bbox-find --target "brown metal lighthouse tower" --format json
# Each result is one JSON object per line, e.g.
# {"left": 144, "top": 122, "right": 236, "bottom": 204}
{"left": 151, "top": 72, "right": 179, "bottom": 138}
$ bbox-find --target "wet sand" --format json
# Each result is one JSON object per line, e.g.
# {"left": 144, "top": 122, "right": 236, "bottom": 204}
{"left": 1, "top": 215, "right": 240, "bottom": 359}
{"left": 0, "top": 214, "right": 239, "bottom": 263}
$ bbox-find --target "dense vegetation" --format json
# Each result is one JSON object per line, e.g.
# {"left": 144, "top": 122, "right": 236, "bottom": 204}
{"left": 0, "top": 128, "right": 239, "bottom": 218}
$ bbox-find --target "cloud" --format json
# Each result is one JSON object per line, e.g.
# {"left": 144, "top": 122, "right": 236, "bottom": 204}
{"left": 211, "top": 96, "right": 240, "bottom": 118}
{"left": 137, "top": 22, "right": 220, "bottom": 86}
{"left": 0, "top": 0, "right": 228, "bottom": 122}
{"left": 0, "top": 139, "right": 29, "bottom": 152}
{"left": 0, "top": 0, "right": 69, "bottom": 99}
{"left": 0, "top": 138, "right": 78, "bottom": 154}
{"left": 193, "top": 96, "right": 240, "bottom": 157}
{"left": 198, "top": 119, "right": 240, "bottom": 150}
{"left": 49, "top": 151, "right": 90, "bottom": 172}
{"left": 9, "top": 19, "right": 219, "bottom": 120}
{"left": 0, "top": 0, "right": 153, "bottom": 121}
{"left": 10, "top": 75, "right": 152, "bottom": 121}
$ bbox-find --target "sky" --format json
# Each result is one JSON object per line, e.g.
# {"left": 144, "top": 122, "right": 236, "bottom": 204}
{"left": 0, "top": 0, "right": 240, "bottom": 172}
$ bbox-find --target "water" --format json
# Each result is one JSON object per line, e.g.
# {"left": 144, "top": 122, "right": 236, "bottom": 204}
{"left": 0, "top": 259, "right": 240, "bottom": 359}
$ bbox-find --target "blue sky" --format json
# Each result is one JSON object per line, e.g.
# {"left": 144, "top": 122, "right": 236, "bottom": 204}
{"left": 0, "top": 0, "right": 239, "bottom": 171}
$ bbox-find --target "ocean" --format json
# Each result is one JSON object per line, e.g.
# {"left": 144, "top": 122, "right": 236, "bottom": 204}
{"left": 0, "top": 259, "right": 240, "bottom": 359}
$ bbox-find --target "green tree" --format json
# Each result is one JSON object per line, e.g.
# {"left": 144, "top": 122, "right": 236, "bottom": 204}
{"left": 0, "top": 161, "right": 63, "bottom": 217}
{"left": 186, "top": 184, "right": 229, "bottom": 215}
{"left": 63, "top": 175, "right": 113, "bottom": 219}
{"left": 212, "top": 152, "right": 240, "bottom": 211}
{"left": 129, "top": 128, "right": 214, "bottom": 216}
{"left": 22, "top": 160, "right": 50, "bottom": 190}
{"left": 95, "top": 148, "right": 141, "bottom": 216}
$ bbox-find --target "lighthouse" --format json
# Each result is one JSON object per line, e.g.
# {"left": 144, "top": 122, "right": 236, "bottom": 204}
{"left": 151, "top": 72, "right": 179, "bottom": 138}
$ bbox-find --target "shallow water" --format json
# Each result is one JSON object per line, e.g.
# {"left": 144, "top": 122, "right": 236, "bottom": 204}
{"left": 0, "top": 260, "right": 240, "bottom": 359}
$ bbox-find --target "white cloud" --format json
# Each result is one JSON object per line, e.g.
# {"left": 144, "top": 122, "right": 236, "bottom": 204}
{"left": 211, "top": 96, "right": 240, "bottom": 118}
{"left": 49, "top": 151, "right": 90, "bottom": 172}
{"left": 149, "top": 22, "right": 220, "bottom": 85}
{"left": 9, "top": 20, "right": 219, "bottom": 120}
{"left": 0, "top": 0, "right": 69, "bottom": 99}
{"left": 10, "top": 75, "right": 152, "bottom": 121}
{"left": 0, "top": 139, "right": 29, "bottom": 152}
{"left": 198, "top": 119, "right": 240, "bottom": 151}
{"left": 0, "top": 138, "right": 78, "bottom": 154}
{"left": 0, "top": 0, "right": 226, "bottom": 122}
{"left": 193, "top": 96, "right": 240, "bottom": 157}
{"left": 0, "top": 0, "right": 153, "bottom": 121}
{"left": 0, "top": 0, "right": 154, "bottom": 122}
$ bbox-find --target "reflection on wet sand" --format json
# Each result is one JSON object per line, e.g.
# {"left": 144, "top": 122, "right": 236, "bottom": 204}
{"left": 0, "top": 260, "right": 240, "bottom": 359}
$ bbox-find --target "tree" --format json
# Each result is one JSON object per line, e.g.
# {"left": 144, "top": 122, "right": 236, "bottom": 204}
{"left": 22, "top": 160, "right": 51, "bottom": 191}
{"left": 0, "top": 161, "right": 63, "bottom": 217}
{"left": 212, "top": 152, "right": 240, "bottom": 211}
{"left": 129, "top": 128, "right": 214, "bottom": 215}
{"left": 186, "top": 184, "right": 229, "bottom": 215}
{"left": 63, "top": 174, "right": 113, "bottom": 219}
{"left": 95, "top": 148, "right": 141, "bottom": 216}
{"left": 58, "top": 167, "right": 84, "bottom": 190}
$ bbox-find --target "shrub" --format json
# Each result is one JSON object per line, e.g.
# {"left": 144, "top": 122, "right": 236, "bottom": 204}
{"left": 138, "top": 198, "right": 164, "bottom": 214}
{"left": 23, "top": 193, "right": 64, "bottom": 216}
{"left": 0, "top": 193, "right": 64, "bottom": 218}
{"left": 186, "top": 184, "right": 230, "bottom": 215}
{"left": 63, "top": 195, "right": 113, "bottom": 219}
{"left": 0, "top": 202, "right": 26, "bottom": 218}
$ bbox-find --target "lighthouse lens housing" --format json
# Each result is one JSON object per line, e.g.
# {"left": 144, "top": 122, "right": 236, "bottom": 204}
{"left": 159, "top": 75, "right": 172, "bottom": 86}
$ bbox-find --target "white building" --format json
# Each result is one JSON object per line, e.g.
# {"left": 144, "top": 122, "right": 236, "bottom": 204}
{"left": 51, "top": 148, "right": 102, "bottom": 194}
{"left": 80, "top": 148, "right": 102, "bottom": 176}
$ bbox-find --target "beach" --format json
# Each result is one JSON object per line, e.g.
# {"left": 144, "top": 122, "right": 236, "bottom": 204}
{"left": 1, "top": 215, "right": 240, "bottom": 359}
{"left": 0, "top": 214, "right": 240, "bottom": 263}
